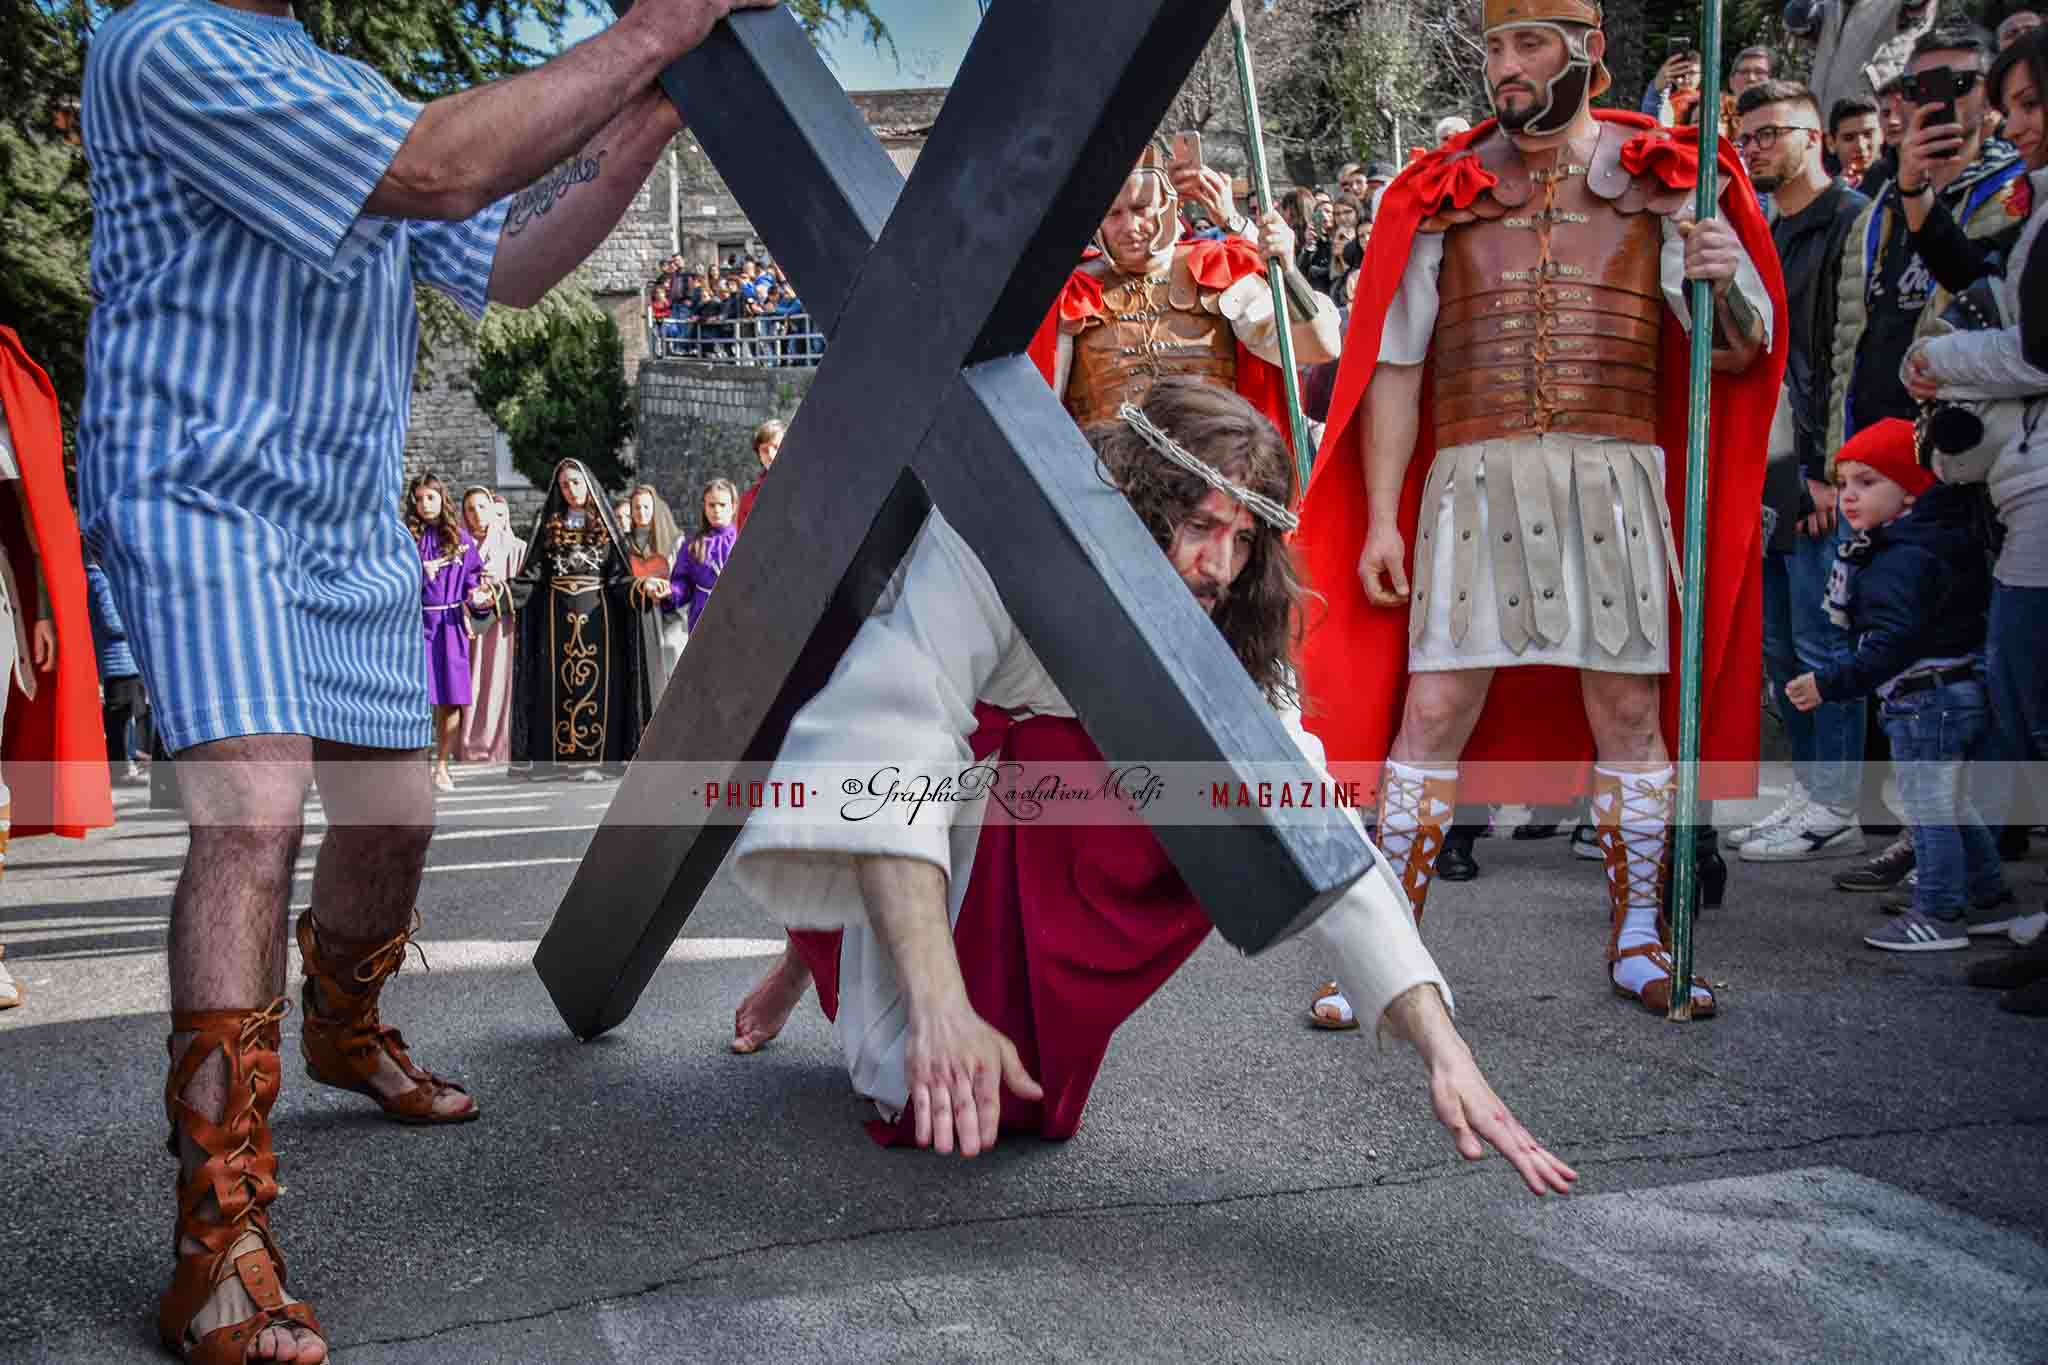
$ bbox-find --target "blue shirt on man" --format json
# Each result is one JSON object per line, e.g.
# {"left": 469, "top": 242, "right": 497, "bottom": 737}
{"left": 77, "top": 0, "right": 509, "bottom": 752}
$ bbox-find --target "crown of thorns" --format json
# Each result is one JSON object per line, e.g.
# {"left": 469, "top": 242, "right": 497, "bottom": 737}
{"left": 1117, "top": 403, "right": 1298, "bottom": 532}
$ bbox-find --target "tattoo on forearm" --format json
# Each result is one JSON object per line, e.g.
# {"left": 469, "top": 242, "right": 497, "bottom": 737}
{"left": 505, "top": 150, "right": 607, "bottom": 236}
{"left": 1712, "top": 283, "right": 1761, "bottom": 350}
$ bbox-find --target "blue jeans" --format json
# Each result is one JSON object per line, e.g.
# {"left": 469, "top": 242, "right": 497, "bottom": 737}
{"left": 1978, "top": 581, "right": 2048, "bottom": 830}
{"left": 1762, "top": 523, "right": 1866, "bottom": 811}
{"left": 1880, "top": 676, "right": 2008, "bottom": 920}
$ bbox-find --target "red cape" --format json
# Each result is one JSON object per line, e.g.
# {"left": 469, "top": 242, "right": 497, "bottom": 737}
{"left": 736, "top": 472, "right": 764, "bottom": 531}
{"left": 1295, "top": 113, "right": 1785, "bottom": 804}
{"left": 1027, "top": 238, "right": 1296, "bottom": 457}
{"left": 1, "top": 328, "right": 114, "bottom": 837}
{"left": 786, "top": 706, "right": 1210, "bottom": 1147}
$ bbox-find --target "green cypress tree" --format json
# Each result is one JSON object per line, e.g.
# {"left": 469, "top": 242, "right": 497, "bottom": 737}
{"left": 471, "top": 291, "right": 636, "bottom": 490}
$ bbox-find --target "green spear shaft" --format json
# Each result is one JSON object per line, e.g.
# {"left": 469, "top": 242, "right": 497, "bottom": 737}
{"left": 1227, "top": 0, "right": 1316, "bottom": 495}
{"left": 1669, "top": 0, "right": 1724, "bottom": 1020}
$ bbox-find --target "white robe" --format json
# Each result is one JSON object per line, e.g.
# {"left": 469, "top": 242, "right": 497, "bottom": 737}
{"left": 732, "top": 511, "right": 1449, "bottom": 1115}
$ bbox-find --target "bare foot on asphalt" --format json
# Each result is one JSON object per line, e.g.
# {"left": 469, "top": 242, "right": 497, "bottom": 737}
{"left": 731, "top": 943, "right": 813, "bottom": 1054}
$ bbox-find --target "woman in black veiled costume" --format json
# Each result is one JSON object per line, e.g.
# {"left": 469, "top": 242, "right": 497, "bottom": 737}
{"left": 508, "top": 459, "right": 654, "bottom": 779}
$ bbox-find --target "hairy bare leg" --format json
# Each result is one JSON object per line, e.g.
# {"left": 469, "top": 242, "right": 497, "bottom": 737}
{"left": 1579, "top": 671, "right": 1669, "bottom": 771}
{"left": 731, "top": 938, "right": 813, "bottom": 1054}
{"left": 167, "top": 735, "right": 326, "bottom": 1363}
{"left": 1389, "top": 667, "right": 1494, "bottom": 766}
{"left": 304, "top": 742, "right": 470, "bottom": 1119}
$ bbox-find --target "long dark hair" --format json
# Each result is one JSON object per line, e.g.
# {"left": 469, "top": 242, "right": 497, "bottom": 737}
{"left": 1085, "top": 377, "right": 1305, "bottom": 707}
{"left": 1990, "top": 26, "right": 2048, "bottom": 130}
{"left": 404, "top": 472, "right": 464, "bottom": 548}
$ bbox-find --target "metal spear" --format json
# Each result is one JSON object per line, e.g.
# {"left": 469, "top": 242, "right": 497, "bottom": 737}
{"left": 1227, "top": 0, "right": 1316, "bottom": 495}
{"left": 1669, "top": 0, "right": 1724, "bottom": 1019}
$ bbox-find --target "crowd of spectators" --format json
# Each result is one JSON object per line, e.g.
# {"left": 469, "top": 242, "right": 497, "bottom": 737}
{"left": 647, "top": 252, "right": 822, "bottom": 365}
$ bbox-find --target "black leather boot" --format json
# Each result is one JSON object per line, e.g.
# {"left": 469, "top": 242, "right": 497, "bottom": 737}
{"left": 1663, "top": 821, "right": 1727, "bottom": 916}
{"left": 1437, "top": 825, "right": 1481, "bottom": 881}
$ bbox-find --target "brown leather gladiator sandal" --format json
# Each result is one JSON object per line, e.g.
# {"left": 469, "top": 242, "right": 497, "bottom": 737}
{"left": 1595, "top": 772, "right": 1717, "bottom": 1019}
{"left": 1376, "top": 763, "right": 1459, "bottom": 926}
{"left": 160, "top": 998, "right": 326, "bottom": 1362}
{"left": 296, "top": 911, "right": 478, "bottom": 1124}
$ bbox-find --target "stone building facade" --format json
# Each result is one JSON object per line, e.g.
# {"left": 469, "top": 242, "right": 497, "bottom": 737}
{"left": 401, "top": 87, "right": 946, "bottom": 528}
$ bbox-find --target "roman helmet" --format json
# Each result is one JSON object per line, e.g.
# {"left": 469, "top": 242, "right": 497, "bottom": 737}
{"left": 1093, "top": 141, "right": 1181, "bottom": 263}
{"left": 1484, "top": 0, "right": 1612, "bottom": 137}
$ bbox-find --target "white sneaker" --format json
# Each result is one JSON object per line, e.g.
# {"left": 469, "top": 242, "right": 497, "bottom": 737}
{"left": 1740, "top": 804, "right": 1866, "bottom": 862}
{"left": 2011, "top": 911, "right": 2048, "bottom": 946}
{"left": 1725, "top": 787, "right": 1809, "bottom": 849}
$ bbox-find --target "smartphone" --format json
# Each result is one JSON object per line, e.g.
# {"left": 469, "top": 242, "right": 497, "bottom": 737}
{"left": 1173, "top": 130, "right": 1204, "bottom": 170}
{"left": 1914, "top": 66, "right": 1961, "bottom": 132}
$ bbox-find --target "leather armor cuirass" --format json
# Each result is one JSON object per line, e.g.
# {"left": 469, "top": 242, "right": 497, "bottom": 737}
{"left": 1430, "top": 131, "right": 1668, "bottom": 451}
{"left": 1064, "top": 260, "right": 1237, "bottom": 428}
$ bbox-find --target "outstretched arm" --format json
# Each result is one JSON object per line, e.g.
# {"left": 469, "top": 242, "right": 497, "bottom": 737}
{"left": 1302, "top": 847, "right": 1577, "bottom": 1198}
{"left": 1383, "top": 985, "right": 1579, "bottom": 1196}
{"left": 856, "top": 855, "right": 1044, "bottom": 1159}
{"left": 364, "top": 0, "right": 773, "bottom": 223}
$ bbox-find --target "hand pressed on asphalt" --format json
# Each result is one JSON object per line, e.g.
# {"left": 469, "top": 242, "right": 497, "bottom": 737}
{"left": 1426, "top": 1047, "right": 1579, "bottom": 1196}
{"left": 905, "top": 997, "right": 1043, "bottom": 1157}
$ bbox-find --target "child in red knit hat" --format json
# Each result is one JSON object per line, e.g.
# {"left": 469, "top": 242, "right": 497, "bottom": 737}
{"left": 1786, "top": 419, "right": 2015, "bottom": 951}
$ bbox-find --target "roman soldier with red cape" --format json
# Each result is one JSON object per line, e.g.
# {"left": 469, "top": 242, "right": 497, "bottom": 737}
{"left": 1027, "top": 143, "right": 1341, "bottom": 449}
{"left": 1294, "top": 0, "right": 1786, "bottom": 1021}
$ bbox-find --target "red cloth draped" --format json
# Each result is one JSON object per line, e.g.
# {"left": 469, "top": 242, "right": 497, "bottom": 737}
{"left": 1294, "top": 113, "right": 1786, "bottom": 804}
{"left": 1026, "top": 246, "right": 1299, "bottom": 458}
{"left": 0, "top": 327, "right": 113, "bottom": 837}
{"left": 736, "top": 473, "right": 764, "bottom": 531}
{"left": 784, "top": 704, "right": 1213, "bottom": 1146}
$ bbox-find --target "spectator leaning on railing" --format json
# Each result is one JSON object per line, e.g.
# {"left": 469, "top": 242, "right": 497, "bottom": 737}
{"left": 1901, "top": 25, "right": 2048, "bottom": 1010}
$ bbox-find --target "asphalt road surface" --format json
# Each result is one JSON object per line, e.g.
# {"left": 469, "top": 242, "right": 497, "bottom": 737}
{"left": 4, "top": 767, "right": 2045, "bottom": 1363}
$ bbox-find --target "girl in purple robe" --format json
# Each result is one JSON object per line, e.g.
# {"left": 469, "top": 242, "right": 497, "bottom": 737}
{"left": 407, "top": 473, "right": 491, "bottom": 792}
{"left": 667, "top": 478, "right": 739, "bottom": 632}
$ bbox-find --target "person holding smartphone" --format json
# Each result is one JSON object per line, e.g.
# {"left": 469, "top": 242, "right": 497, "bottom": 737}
{"left": 1804, "top": 28, "right": 2026, "bottom": 883}
{"left": 1893, "top": 32, "right": 2029, "bottom": 294}
{"left": 1824, "top": 28, "right": 2023, "bottom": 462}
{"left": 1642, "top": 47, "right": 1701, "bottom": 123}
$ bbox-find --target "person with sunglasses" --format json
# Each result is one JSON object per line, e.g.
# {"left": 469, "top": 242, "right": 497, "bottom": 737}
{"left": 1900, "top": 27, "right": 2048, "bottom": 1012}
{"left": 1824, "top": 28, "right": 2024, "bottom": 482}
{"left": 1889, "top": 30, "right": 2028, "bottom": 299}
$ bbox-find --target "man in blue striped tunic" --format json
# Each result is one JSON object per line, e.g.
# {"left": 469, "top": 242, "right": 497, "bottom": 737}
{"left": 78, "top": 2, "right": 771, "bottom": 1359}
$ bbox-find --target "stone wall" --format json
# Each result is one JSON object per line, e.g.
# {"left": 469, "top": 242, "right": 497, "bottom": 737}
{"left": 635, "top": 359, "right": 817, "bottom": 515}
{"left": 403, "top": 337, "right": 549, "bottom": 525}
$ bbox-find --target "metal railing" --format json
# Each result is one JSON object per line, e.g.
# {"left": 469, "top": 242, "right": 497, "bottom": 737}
{"left": 646, "top": 299, "right": 826, "bottom": 368}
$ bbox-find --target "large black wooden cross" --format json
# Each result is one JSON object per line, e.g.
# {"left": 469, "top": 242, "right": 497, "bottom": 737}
{"left": 535, "top": 0, "right": 1375, "bottom": 1041}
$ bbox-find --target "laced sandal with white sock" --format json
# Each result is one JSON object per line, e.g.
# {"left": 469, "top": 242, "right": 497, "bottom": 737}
{"left": 1373, "top": 760, "right": 1459, "bottom": 926}
{"left": 1309, "top": 981, "right": 1357, "bottom": 1031}
{"left": 1594, "top": 767, "right": 1717, "bottom": 1018}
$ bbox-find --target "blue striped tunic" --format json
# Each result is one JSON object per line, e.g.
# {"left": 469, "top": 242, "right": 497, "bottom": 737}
{"left": 77, "top": 0, "right": 509, "bottom": 752}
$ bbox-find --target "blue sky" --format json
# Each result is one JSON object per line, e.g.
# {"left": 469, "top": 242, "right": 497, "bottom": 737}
{"left": 534, "top": 1, "right": 977, "bottom": 90}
